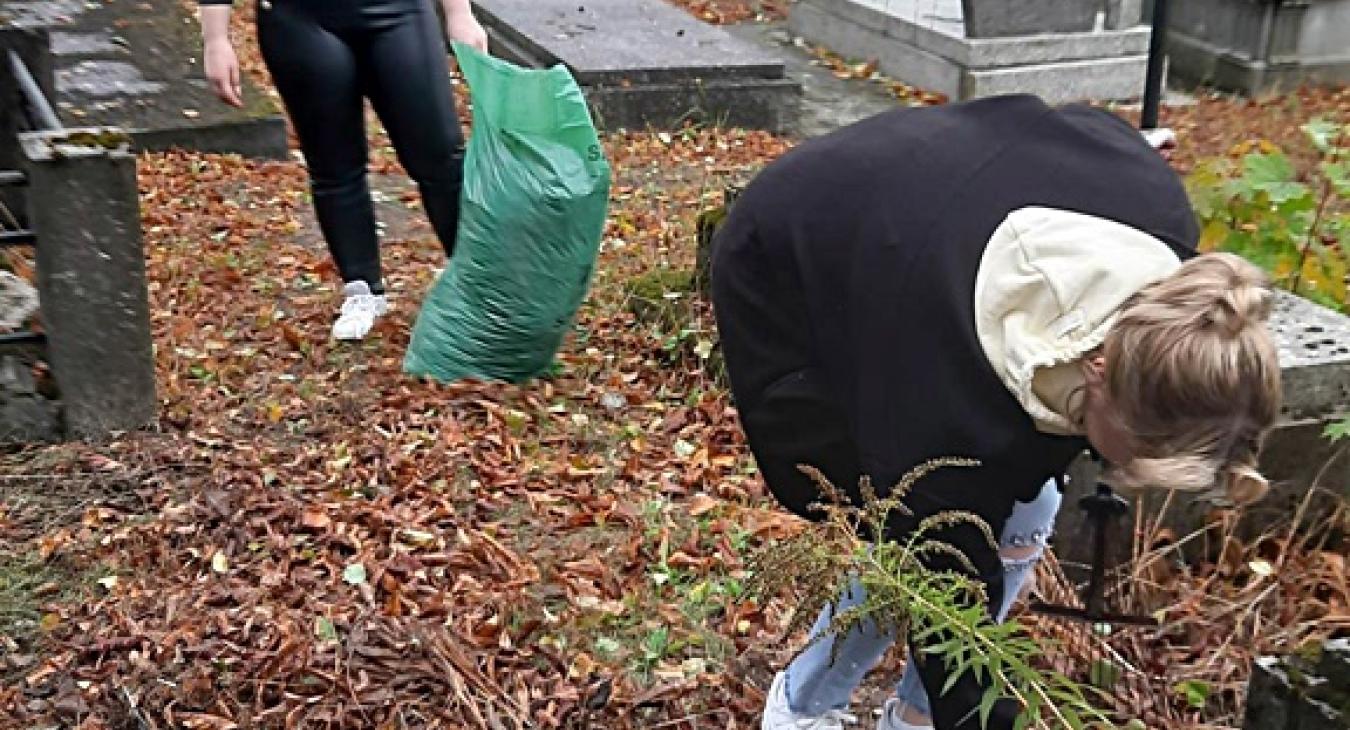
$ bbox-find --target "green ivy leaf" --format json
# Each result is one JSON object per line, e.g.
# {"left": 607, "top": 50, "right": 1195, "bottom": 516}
{"left": 1275, "top": 195, "right": 1318, "bottom": 218}
{"left": 342, "top": 562, "right": 367, "bottom": 585}
{"left": 1175, "top": 679, "right": 1211, "bottom": 709}
{"left": 1325, "top": 417, "right": 1350, "bottom": 444}
{"left": 314, "top": 616, "right": 338, "bottom": 643}
{"left": 1322, "top": 160, "right": 1350, "bottom": 197}
{"left": 1258, "top": 181, "right": 1312, "bottom": 204}
{"left": 1303, "top": 119, "right": 1344, "bottom": 153}
{"left": 1244, "top": 152, "right": 1296, "bottom": 186}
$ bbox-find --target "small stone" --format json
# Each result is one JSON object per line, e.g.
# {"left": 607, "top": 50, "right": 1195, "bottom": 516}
{"left": 0, "top": 357, "right": 37, "bottom": 394}
{"left": 0, "top": 272, "right": 40, "bottom": 330}
{"left": 51, "top": 691, "right": 90, "bottom": 720}
{"left": 0, "top": 389, "right": 61, "bottom": 444}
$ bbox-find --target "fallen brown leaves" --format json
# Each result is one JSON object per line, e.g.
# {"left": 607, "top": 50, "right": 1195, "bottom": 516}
{"left": 1117, "top": 85, "right": 1350, "bottom": 175}
{"left": 2, "top": 37, "right": 1348, "bottom": 727}
{"left": 664, "top": 0, "right": 789, "bottom": 25}
{"left": 804, "top": 45, "right": 948, "bottom": 106}
{"left": 1030, "top": 492, "right": 1350, "bottom": 727}
{"left": 0, "top": 126, "right": 788, "bottom": 728}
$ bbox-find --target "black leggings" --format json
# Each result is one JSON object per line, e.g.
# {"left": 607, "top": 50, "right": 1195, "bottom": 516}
{"left": 257, "top": 0, "right": 464, "bottom": 291}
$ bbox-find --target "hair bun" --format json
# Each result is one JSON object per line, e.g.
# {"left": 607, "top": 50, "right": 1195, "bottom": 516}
{"left": 1206, "top": 253, "right": 1272, "bottom": 335}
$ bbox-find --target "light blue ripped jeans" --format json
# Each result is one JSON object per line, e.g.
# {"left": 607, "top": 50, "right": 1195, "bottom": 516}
{"left": 783, "top": 479, "right": 1062, "bottom": 721}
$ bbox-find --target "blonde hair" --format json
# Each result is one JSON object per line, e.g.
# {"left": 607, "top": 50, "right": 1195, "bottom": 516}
{"left": 1099, "top": 252, "right": 1282, "bottom": 503}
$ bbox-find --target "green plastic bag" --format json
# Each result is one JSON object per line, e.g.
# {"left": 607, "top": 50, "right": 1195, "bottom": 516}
{"left": 404, "top": 44, "right": 611, "bottom": 383}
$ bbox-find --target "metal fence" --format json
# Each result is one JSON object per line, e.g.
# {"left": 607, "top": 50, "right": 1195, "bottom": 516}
{"left": 0, "top": 45, "right": 61, "bottom": 351}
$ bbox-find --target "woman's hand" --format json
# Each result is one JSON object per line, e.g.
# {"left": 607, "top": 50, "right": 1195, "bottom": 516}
{"left": 204, "top": 39, "right": 244, "bottom": 108}
{"left": 445, "top": 6, "right": 488, "bottom": 53}
{"left": 1141, "top": 127, "right": 1177, "bottom": 163}
{"left": 440, "top": 0, "right": 488, "bottom": 54}
{"left": 200, "top": 6, "right": 242, "bottom": 108}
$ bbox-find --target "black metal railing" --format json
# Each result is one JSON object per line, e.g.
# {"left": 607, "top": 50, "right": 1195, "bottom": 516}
{"left": 7, "top": 49, "right": 62, "bottom": 133}
{"left": 0, "top": 330, "right": 45, "bottom": 346}
{"left": 0, "top": 229, "right": 36, "bottom": 247}
{"left": 1, "top": 49, "right": 59, "bottom": 352}
{"left": 1140, "top": 0, "right": 1172, "bottom": 131}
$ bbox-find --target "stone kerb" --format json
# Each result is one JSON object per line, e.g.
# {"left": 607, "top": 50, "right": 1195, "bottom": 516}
{"left": 789, "top": 0, "right": 1153, "bottom": 103}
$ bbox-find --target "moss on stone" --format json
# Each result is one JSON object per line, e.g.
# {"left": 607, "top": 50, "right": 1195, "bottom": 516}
{"left": 244, "top": 90, "right": 282, "bottom": 119}
{"left": 696, "top": 206, "right": 728, "bottom": 232}
{"left": 628, "top": 268, "right": 695, "bottom": 301}
{"left": 59, "top": 130, "right": 132, "bottom": 150}
{"left": 626, "top": 269, "right": 696, "bottom": 329}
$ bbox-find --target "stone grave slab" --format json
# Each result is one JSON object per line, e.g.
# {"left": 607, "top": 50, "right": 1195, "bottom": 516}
{"left": 790, "top": 0, "right": 1152, "bottom": 103}
{"left": 473, "top": 0, "right": 801, "bottom": 132}
{"left": 1245, "top": 639, "right": 1349, "bottom": 729}
{"left": 1269, "top": 289, "right": 1350, "bottom": 421}
{"left": 1, "top": 0, "right": 287, "bottom": 159}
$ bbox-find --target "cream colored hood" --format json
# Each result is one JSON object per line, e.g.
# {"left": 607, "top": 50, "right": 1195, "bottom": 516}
{"left": 974, "top": 206, "right": 1182, "bottom": 434}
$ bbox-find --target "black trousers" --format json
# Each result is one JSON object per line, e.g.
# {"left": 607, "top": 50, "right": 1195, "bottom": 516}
{"left": 710, "top": 215, "right": 1028, "bottom": 730}
{"left": 257, "top": 0, "right": 465, "bottom": 290}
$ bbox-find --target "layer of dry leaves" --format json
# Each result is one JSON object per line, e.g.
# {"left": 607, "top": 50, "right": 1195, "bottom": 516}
{"left": 665, "top": 0, "right": 789, "bottom": 24}
{"left": 1, "top": 1, "right": 1348, "bottom": 727}
{"left": 1116, "top": 85, "right": 1350, "bottom": 174}
{"left": 1030, "top": 489, "right": 1350, "bottom": 727}
{"left": 2, "top": 111, "right": 805, "bottom": 724}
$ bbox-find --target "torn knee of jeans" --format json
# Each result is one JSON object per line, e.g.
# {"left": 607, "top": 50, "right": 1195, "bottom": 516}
{"left": 1001, "top": 527, "right": 1052, "bottom": 551}
{"left": 999, "top": 545, "right": 1041, "bottom": 574}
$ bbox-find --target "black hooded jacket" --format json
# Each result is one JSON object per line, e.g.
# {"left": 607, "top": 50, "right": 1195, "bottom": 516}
{"left": 711, "top": 94, "right": 1197, "bottom": 729}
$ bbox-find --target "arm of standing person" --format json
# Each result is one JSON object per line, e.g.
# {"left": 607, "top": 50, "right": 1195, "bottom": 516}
{"left": 199, "top": 2, "right": 243, "bottom": 108}
{"left": 441, "top": 0, "right": 488, "bottom": 53}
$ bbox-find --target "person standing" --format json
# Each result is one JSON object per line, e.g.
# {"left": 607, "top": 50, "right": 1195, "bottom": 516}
{"left": 199, "top": 0, "right": 488, "bottom": 340}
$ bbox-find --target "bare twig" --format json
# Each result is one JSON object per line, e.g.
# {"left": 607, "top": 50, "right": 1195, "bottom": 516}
{"left": 1289, "top": 125, "right": 1346, "bottom": 294}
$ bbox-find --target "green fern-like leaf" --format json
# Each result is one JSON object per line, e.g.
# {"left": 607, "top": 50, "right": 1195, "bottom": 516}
{"left": 743, "top": 458, "right": 1112, "bottom": 729}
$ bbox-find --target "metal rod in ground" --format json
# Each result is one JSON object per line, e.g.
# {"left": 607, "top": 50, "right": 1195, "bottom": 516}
{"left": 0, "top": 229, "right": 37, "bottom": 247}
{"left": 1141, "top": 0, "right": 1171, "bottom": 130}
{"left": 0, "top": 330, "right": 46, "bottom": 347}
{"left": 7, "top": 50, "right": 63, "bottom": 132}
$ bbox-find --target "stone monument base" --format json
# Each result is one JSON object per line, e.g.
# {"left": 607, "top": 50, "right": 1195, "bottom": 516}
{"left": 790, "top": 0, "right": 1154, "bottom": 103}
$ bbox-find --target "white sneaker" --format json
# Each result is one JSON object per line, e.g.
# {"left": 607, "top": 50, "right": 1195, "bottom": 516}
{"left": 762, "top": 671, "right": 859, "bottom": 730}
{"left": 875, "top": 699, "right": 933, "bottom": 730}
{"left": 331, "top": 281, "right": 389, "bottom": 341}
